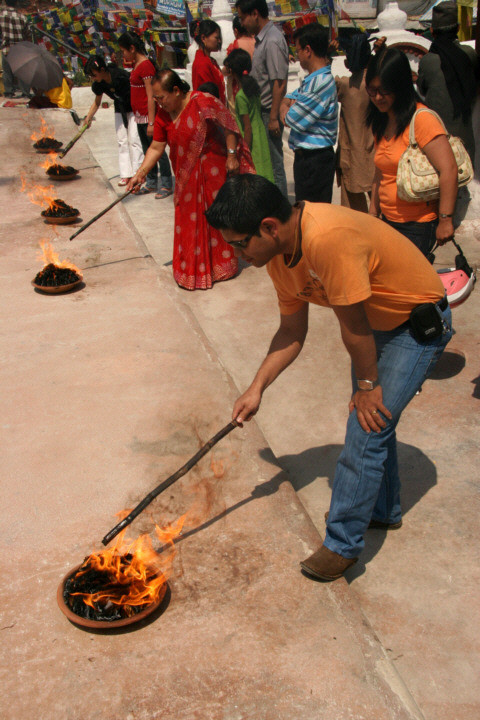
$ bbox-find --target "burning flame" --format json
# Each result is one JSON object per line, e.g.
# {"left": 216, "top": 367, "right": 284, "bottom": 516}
{"left": 31, "top": 116, "right": 54, "bottom": 142}
{"left": 38, "top": 240, "right": 80, "bottom": 273}
{"left": 20, "top": 176, "right": 57, "bottom": 210}
{"left": 71, "top": 514, "right": 186, "bottom": 612}
{"left": 40, "top": 151, "right": 59, "bottom": 170}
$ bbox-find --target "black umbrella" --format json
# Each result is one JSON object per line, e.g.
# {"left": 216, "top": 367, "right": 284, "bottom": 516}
{"left": 7, "top": 41, "right": 63, "bottom": 91}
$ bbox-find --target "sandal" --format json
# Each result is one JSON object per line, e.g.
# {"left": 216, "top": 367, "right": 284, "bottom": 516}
{"left": 155, "top": 187, "right": 173, "bottom": 199}
{"left": 118, "top": 177, "right": 131, "bottom": 186}
{"left": 136, "top": 186, "right": 155, "bottom": 195}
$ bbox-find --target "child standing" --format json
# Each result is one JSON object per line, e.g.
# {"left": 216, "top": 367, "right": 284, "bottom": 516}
{"left": 224, "top": 49, "right": 274, "bottom": 182}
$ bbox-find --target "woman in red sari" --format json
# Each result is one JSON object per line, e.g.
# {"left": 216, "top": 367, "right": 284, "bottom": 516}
{"left": 127, "top": 69, "right": 255, "bottom": 290}
{"left": 190, "top": 19, "right": 226, "bottom": 105}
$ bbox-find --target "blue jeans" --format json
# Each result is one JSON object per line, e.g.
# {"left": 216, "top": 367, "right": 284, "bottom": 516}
{"left": 261, "top": 110, "right": 288, "bottom": 198}
{"left": 325, "top": 304, "right": 452, "bottom": 558}
{"left": 382, "top": 216, "right": 437, "bottom": 259}
{"left": 136, "top": 123, "right": 172, "bottom": 190}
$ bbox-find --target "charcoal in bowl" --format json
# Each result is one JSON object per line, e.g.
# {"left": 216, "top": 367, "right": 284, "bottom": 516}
{"left": 34, "top": 263, "right": 80, "bottom": 287}
{"left": 34, "top": 137, "right": 62, "bottom": 150}
{"left": 63, "top": 554, "right": 152, "bottom": 622}
{"left": 47, "top": 164, "right": 76, "bottom": 176}
{"left": 43, "top": 199, "right": 79, "bottom": 217}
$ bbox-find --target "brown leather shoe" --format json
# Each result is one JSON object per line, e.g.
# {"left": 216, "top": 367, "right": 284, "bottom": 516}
{"left": 324, "top": 511, "right": 402, "bottom": 530}
{"left": 300, "top": 545, "right": 358, "bottom": 581}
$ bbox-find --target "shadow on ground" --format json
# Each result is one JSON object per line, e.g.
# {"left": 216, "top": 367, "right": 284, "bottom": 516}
{"left": 263, "top": 442, "right": 437, "bottom": 580}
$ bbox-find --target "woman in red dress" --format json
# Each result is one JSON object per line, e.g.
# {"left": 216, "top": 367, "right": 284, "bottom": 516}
{"left": 190, "top": 19, "right": 226, "bottom": 105}
{"left": 127, "top": 69, "right": 255, "bottom": 290}
{"left": 118, "top": 32, "right": 172, "bottom": 198}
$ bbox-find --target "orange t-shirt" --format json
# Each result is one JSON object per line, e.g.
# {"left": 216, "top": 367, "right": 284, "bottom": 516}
{"left": 266, "top": 202, "right": 445, "bottom": 331}
{"left": 375, "top": 104, "right": 446, "bottom": 223}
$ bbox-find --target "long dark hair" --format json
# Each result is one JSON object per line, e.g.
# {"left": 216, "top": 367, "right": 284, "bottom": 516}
{"left": 365, "top": 47, "right": 417, "bottom": 141}
{"left": 118, "top": 31, "right": 146, "bottom": 55}
{"left": 154, "top": 68, "right": 190, "bottom": 95}
{"left": 189, "top": 19, "right": 221, "bottom": 49}
{"left": 224, "top": 49, "right": 259, "bottom": 99}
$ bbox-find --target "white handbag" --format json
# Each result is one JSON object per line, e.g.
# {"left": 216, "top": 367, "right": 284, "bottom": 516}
{"left": 396, "top": 108, "right": 473, "bottom": 202}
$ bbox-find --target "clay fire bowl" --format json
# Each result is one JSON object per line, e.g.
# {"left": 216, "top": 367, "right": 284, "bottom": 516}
{"left": 57, "top": 563, "right": 167, "bottom": 630}
{"left": 41, "top": 210, "right": 80, "bottom": 225}
{"left": 32, "top": 272, "right": 83, "bottom": 294}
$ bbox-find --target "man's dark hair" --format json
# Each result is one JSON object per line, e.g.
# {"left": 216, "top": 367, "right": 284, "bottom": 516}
{"left": 293, "top": 23, "right": 329, "bottom": 58}
{"left": 340, "top": 32, "right": 371, "bottom": 73}
{"left": 365, "top": 47, "right": 417, "bottom": 141}
{"left": 6, "top": 0, "right": 19, "bottom": 7}
{"left": 205, "top": 174, "right": 292, "bottom": 234}
{"left": 234, "top": 0, "right": 269, "bottom": 19}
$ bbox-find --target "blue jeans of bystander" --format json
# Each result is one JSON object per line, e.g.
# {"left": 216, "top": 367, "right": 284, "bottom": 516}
{"left": 381, "top": 216, "right": 437, "bottom": 259}
{"left": 325, "top": 304, "right": 452, "bottom": 558}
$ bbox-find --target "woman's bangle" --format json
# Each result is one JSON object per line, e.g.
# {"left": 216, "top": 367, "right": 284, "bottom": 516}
{"left": 227, "top": 148, "right": 237, "bottom": 155}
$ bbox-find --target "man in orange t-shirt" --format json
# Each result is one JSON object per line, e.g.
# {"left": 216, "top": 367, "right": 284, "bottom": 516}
{"left": 206, "top": 174, "right": 452, "bottom": 581}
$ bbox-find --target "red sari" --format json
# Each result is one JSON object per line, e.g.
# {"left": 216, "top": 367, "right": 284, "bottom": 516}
{"left": 192, "top": 49, "right": 226, "bottom": 105}
{"left": 154, "top": 92, "right": 255, "bottom": 290}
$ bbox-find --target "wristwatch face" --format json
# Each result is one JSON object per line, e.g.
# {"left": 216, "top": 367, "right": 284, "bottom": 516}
{"left": 357, "top": 379, "right": 377, "bottom": 391}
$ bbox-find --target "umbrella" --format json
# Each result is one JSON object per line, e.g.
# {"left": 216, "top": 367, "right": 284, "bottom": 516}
{"left": 7, "top": 41, "right": 63, "bottom": 91}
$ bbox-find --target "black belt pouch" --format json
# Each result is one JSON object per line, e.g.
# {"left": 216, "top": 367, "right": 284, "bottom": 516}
{"left": 409, "top": 303, "right": 444, "bottom": 342}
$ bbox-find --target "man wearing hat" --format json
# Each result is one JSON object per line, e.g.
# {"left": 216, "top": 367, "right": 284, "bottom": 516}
{"left": 417, "top": 1, "right": 478, "bottom": 226}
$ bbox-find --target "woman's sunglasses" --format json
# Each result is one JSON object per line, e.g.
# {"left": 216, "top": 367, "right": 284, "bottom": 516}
{"left": 366, "top": 86, "right": 393, "bottom": 99}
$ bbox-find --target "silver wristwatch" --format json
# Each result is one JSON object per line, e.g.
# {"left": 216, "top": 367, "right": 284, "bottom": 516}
{"left": 357, "top": 378, "right": 380, "bottom": 391}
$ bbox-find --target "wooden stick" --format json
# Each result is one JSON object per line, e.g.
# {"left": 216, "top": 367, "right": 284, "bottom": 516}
{"left": 59, "top": 124, "right": 89, "bottom": 159}
{"left": 102, "top": 420, "right": 239, "bottom": 546}
{"left": 70, "top": 189, "right": 134, "bottom": 241}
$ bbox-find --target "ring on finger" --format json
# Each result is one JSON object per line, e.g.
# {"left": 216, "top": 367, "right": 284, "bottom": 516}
{"left": 371, "top": 410, "right": 378, "bottom": 415}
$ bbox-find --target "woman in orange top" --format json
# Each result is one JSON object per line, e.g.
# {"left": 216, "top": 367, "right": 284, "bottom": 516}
{"left": 190, "top": 19, "right": 226, "bottom": 105}
{"left": 367, "top": 47, "right": 458, "bottom": 258}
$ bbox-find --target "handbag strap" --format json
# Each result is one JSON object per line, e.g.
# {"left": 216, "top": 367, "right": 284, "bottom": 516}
{"left": 408, "top": 107, "right": 449, "bottom": 148}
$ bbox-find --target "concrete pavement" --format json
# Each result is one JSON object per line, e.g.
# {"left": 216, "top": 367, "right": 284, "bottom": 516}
{"left": 0, "top": 93, "right": 478, "bottom": 719}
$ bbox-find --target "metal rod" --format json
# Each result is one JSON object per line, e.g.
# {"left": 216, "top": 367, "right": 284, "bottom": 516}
{"left": 31, "top": 26, "right": 90, "bottom": 59}
{"left": 70, "top": 189, "right": 134, "bottom": 241}
{"left": 102, "top": 420, "right": 239, "bottom": 546}
{"left": 59, "top": 124, "right": 89, "bottom": 159}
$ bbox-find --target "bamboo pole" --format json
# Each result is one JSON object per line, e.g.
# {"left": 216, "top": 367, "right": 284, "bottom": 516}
{"left": 69, "top": 189, "right": 134, "bottom": 240}
{"left": 59, "top": 124, "right": 89, "bottom": 159}
{"left": 102, "top": 420, "right": 239, "bottom": 546}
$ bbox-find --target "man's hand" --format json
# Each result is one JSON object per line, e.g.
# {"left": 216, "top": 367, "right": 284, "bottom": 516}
{"left": 232, "top": 385, "right": 263, "bottom": 425}
{"left": 146, "top": 124, "right": 154, "bottom": 137}
{"left": 268, "top": 118, "right": 281, "bottom": 137}
{"left": 349, "top": 386, "right": 392, "bottom": 433}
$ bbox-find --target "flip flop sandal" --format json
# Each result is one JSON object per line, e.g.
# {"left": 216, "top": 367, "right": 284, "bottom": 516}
{"left": 136, "top": 186, "right": 155, "bottom": 195}
{"left": 155, "top": 187, "right": 173, "bottom": 199}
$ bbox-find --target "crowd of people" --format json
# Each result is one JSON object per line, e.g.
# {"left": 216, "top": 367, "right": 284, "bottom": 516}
{"left": 3, "top": 0, "right": 478, "bottom": 579}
